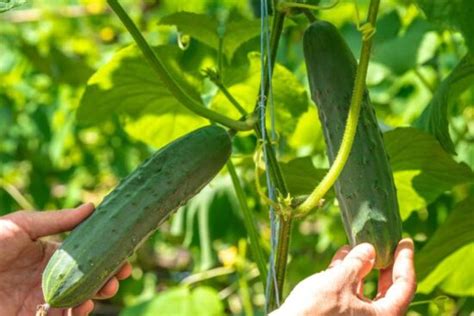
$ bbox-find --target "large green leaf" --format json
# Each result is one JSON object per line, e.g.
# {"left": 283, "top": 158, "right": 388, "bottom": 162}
{"left": 210, "top": 53, "right": 308, "bottom": 134}
{"left": 416, "top": 0, "right": 474, "bottom": 52}
{"left": 418, "top": 243, "right": 474, "bottom": 296}
{"left": 0, "top": 0, "right": 24, "bottom": 13}
{"left": 384, "top": 127, "right": 474, "bottom": 219}
{"left": 160, "top": 12, "right": 219, "bottom": 53}
{"left": 77, "top": 44, "right": 209, "bottom": 147}
{"left": 373, "top": 18, "right": 432, "bottom": 75}
{"left": 123, "top": 113, "right": 207, "bottom": 149}
{"left": 280, "top": 156, "right": 327, "bottom": 197}
{"left": 159, "top": 11, "right": 261, "bottom": 59}
{"left": 414, "top": 53, "right": 474, "bottom": 154}
{"left": 415, "top": 197, "right": 474, "bottom": 282}
{"left": 120, "top": 286, "right": 224, "bottom": 316}
{"left": 438, "top": 244, "right": 474, "bottom": 296}
{"left": 21, "top": 42, "right": 94, "bottom": 86}
{"left": 78, "top": 44, "right": 202, "bottom": 123}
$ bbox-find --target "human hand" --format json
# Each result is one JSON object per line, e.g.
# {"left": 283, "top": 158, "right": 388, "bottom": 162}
{"left": 271, "top": 239, "right": 416, "bottom": 316}
{"left": 0, "top": 203, "right": 132, "bottom": 316}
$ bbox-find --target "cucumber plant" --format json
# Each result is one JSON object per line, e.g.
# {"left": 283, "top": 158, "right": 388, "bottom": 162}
{"left": 23, "top": 0, "right": 472, "bottom": 314}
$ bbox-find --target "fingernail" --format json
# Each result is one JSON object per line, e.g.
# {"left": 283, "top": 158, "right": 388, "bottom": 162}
{"left": 357, "top": 243, "right": 375, "bottom": 259}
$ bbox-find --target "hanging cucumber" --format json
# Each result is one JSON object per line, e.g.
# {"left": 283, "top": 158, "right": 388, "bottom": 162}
{"left": 42, "top": 125, "right": 232, "bottom": 307}
{"left": 303, "top": 21, "right": 402, "bottom": 268}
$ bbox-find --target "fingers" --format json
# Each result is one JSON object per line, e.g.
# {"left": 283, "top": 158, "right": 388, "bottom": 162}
{"left": 337, "top": 243, "right": 376, "bottom": 281}
{"left": 116, "top": 261, "right": 133, "bottom": 280}
{"left": 71, "top": 300, "right": 94, "bottom": 316}
{"left": 95, "top": 278, "right": 120, "bottom": 299}
{"left": 376, "top": 264, "right": 393, "bottom": 299}
{"left": 65, "top": 262, "right": 132, "bottom": 314}
{"left": 328, "top": 245, "right": 351, "bottom": 268}
{"left": 374, "top": 238, "right": 416, "bottom": 314}
{"left": 15, "top": 203, "right": 95, "bottom": 240}
{"left": 356, "top": 280, "right": 364, "bottom": 298}
{"left": 93, "top": 261, "right": 131, "bottom": 299}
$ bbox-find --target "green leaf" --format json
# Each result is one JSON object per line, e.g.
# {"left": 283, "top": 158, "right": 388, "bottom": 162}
{"left": 384, "top": 127, "right": 474, "bottom": 219}
{"left": 0, "top": 0, "right": 24, "bottom": 13}
{"left": 173, "top": 177, "right": 246, "bottom": 270}
{"left": 160, "top": 12, "right": 219, "bottom": 53}
{"left": 223, "top": 18, "right": 262, "bottom": 59}
{"left": 120, "top": 286, "right": 224, "bottom": 316}
{"left": 414, "top": 53, "right": 474, "bottom": 154}
{"left": 159, "top": 11, "right": 261, "bottom": 59}
{"left": 78, "top": 44, "right": 202, "bottom": 123}
{"left": 438, "top": 244, "right": 474, "bottom": 296}
{"left": 210, "top": 52, "right": 308, "bottom": 134}
{"left": 372, "top": 18, "right": 432, "bottom": 75}
{"left": 287, "top": 106, "right": 325, "bottom": 151}
{"left": 77, "top": 44, "right": 210, "bottom": 147}
{"left": 21, "top": 42, "right": 94, "bottom": 86}
{"left": 416, "top": 0, "right": 474, "bottom": 52}
{"left": 418, "top": 243, "right": 474, "bottom": 296}
{"left": 415, "top": 197, "right": 474, "bottom": 283}
{"left": 123, "top": 114, "right": 207, "bottom": 149}
{"left": 280, "top": 157, "right": 327, "bottom": 197}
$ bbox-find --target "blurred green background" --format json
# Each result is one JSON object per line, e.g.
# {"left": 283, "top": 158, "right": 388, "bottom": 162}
{"left": 1, "top": 0, "right": 473, "bottom": 315}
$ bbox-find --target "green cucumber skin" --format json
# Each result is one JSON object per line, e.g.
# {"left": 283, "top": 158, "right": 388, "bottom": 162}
{"left": 42, "top": 125, "right": 232, "bottom": 307}
{"left": 303, "top": 21, "right": 402, "bottom": 268}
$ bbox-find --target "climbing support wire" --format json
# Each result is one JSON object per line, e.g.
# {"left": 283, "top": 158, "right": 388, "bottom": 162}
{"left": 259, "top": 0, "right": 280, "bottom": 311}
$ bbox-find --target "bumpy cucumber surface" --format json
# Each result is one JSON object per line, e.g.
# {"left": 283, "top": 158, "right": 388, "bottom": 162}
{"left": 303, "top": 21, "right": 402, "bottom": 268}
{"left": 42, "top": 125, "right": 232, "bottom": 307}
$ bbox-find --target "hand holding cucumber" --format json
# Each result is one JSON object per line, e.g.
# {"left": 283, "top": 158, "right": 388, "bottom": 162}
{"left": 271, "top": 239, "right": 416, "bottom": 316}
{"left": 0, "top": 204, "right": 132, "bottom": 316}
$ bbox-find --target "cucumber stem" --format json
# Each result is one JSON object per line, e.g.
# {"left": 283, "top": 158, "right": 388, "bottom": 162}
{"left": 227, "top": 160, "right": 268, "bottom": 284}
{"left": 107, "top": 0, "right": 253, "bottom": 131}
{"left": 35, "top": 304, "right": 50, "bottom": 316}
{"left": 296, "top": 0, "right": 381, "bottom": 216}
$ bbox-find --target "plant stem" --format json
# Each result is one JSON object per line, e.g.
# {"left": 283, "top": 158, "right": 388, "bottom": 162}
{"left": 303, "top": 9, "right": 317, "bottom": 23}
{"left": 237, "top": 240, "right": 255, "bottom": 316}
{"left": 296, "top": 0, "right": 381, "bottom": 216}
{"left": 0, "top": 180, "right": 35, "bottom": 210}
{"left": 227, "top": 161, "right": 268, "bottom": 284}
{"left": 253, "top": 11, "right": 285, "bottom": 116}
{"left": 107, "top": 0, "right": 253, "bottom": 131}
{"left": 414, "top": 68, "right": 435, "bottom": 93}
{"left": 252, "top": 4, "right": 287, "bottom": 196}
{"left": 212, "top": 80, "right": 248, "bottom": 116}
{"left": 278, "top": 0, "right": 339, "bottom": 11}
{"left": 248, "top": 5, "right": 293, "bottom": 311}
{"left": 181, "top": 266, "right": 235, "bottom": 285}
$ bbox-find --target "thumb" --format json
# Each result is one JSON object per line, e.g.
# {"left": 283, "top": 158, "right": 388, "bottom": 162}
{"left": 10, "top": 203, "right": 95, "bottom": 240}
{"left": 337, "top": 243, "right": 376, "bottom": 281}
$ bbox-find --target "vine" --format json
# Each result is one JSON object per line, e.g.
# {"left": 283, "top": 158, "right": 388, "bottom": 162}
{"left": 107, "top": 0, "right": 254, "bottom": 131}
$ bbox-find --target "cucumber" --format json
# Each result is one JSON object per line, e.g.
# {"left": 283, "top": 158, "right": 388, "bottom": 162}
{"left": 42, "top": 125, "right": 232, "bottom": 307}
{"left": 303, "top": 21, "right": 402, "bottom": 268}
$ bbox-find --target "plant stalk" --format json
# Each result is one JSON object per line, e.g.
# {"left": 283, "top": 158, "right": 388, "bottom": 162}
{"left": 107, "top": 0, "right": 253, "bottom": 131}
{"left": 248, "top": 4, "right": 292, "bottom": 311}
{"left": 227, "top": 161, "right": 268, "bottom": 284}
